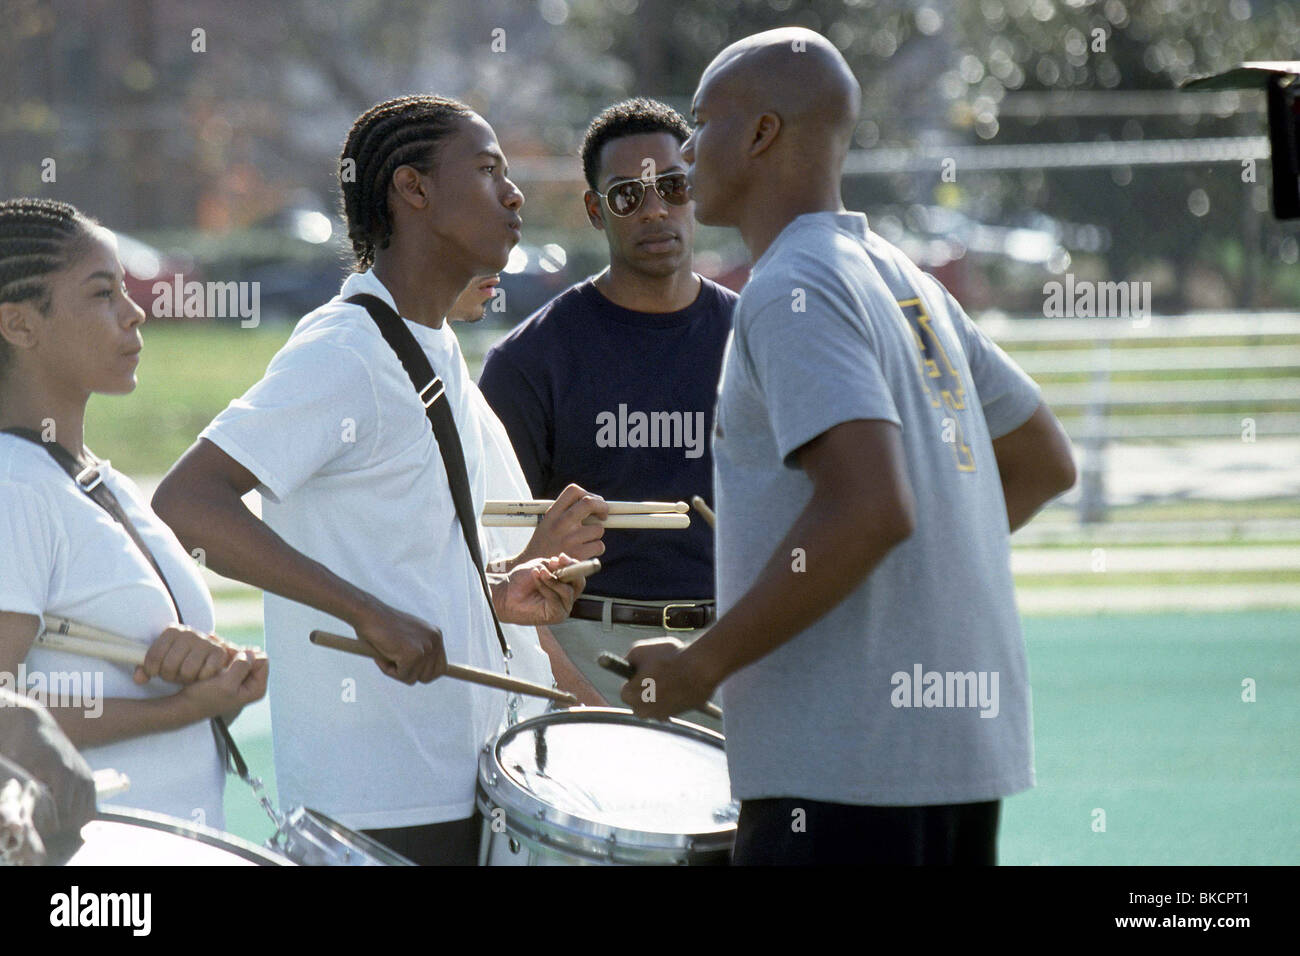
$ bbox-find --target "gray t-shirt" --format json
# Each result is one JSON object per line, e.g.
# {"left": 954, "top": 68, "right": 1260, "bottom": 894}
{"left": 713, "top": 211, "right": 1043, "bottom": 806}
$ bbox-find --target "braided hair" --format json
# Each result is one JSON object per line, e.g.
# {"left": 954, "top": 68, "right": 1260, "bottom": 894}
{"left": 0, "top": 198, "right": 96, "bottom": 376}
{"left": 339, "top": 95, "right": 473, "bottom": 272}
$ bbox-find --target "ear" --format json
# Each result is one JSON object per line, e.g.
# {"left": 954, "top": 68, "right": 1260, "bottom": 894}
{"left": 748, "top": 112, "right": 782, "bottom": 158}
{"left": 390, "top": 164, "right": 431, "bottom": 212}
{"left": 583, "top": 190, "right": 605, "bottom": 231}
{"left": 0, "top": 301, "right": 42, "bottom": 352}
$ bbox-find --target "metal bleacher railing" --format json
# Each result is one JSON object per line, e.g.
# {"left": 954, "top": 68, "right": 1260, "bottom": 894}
{"left": 982, "top": 312, "right": 1300, "bottom": 526}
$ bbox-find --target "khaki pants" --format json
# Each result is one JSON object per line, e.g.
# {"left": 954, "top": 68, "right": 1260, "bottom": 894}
{"left": 547, "top": 595, "right": 723, "bottom": 734}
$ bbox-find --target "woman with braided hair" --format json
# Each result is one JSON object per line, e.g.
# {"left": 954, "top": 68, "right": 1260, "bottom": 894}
{"left": 0, "top": 198, "right": 268, "bottom": 830}
{"left": 153, "top": 96, "right": 602, "bottom": 864}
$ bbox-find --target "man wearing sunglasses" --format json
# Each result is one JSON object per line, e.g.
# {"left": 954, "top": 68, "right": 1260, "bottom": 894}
{"left": 479, "top": 99, "right": 736, "bottom": 717}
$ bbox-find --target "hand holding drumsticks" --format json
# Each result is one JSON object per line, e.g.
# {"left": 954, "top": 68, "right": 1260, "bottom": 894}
{"left": 485, "top": 488, "right": 692, "bottom": 534}
{"left": 598, "top": 651, "right": 723, "bottom": 721}
{"left": 36, "top": 617, "right": 269, "bottom": 724}
{"left": 611, "top": 637, "right": 723, "bottom": 723}
{"left": 505, "top": 484, "right": 610, "bottom": 568}
{"left": 39, "top": 617, "right": 258, "bottom": 686}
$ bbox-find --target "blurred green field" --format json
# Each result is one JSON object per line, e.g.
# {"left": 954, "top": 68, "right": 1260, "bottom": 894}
{"left": 215, "top": 609, "right": 1300, "bottom": 864}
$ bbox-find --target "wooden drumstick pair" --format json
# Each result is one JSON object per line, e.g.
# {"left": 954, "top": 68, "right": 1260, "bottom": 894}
{"left": 483, "top": 500, "right": 691, "bottom": 530}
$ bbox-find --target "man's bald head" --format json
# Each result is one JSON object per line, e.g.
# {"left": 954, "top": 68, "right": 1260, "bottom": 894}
{"left": 698, "top": 27, "right": 861, "bottom": 155}
{"left": 682, "top": 28, "right": 861, "bottom": 230}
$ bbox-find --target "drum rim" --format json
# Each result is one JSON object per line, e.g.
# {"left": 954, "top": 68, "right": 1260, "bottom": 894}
{"left": 478, "top": 707, "right": 736, "bottom": 865}
{"left": 83, "top": 806, "right": 295, "bottom": 866}
{"left": 277, "top": 805, "right": 416, "bottom": 866}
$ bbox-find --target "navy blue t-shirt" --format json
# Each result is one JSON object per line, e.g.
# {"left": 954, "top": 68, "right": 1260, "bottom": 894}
{"left": 479, "top": 275, "right": 736, "bottom": 600}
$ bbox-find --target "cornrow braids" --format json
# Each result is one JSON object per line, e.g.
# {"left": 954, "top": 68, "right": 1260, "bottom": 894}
{"left": 0, "top": 198, "right": 96, "bottom": 376}
{"left": 339, "top": 94, "right": 474, "bottom": 272}
{"left": 580, "top": 98, "right": 691, "bottom": 192}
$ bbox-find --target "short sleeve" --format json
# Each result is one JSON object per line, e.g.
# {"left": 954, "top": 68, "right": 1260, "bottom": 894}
{"left": 925, "top": 276, "right": 1042, "bottom": 440}
{"left": 199, "top": 338, "right": 379, "bottom": 502}
{"left": 478, "top": 347, "right": 553, "bottom": 497}
{"left": 0, "top": 483, "right": 60, "bottom": 617}
{"left": 741, "top": 282, "right": 901, "bottom": 468}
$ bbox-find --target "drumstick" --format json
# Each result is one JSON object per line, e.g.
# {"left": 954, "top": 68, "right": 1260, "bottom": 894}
{"left": 485, "top": 500, "right": 688, "bottom": 515}
{"left": 43, "top": 615, "right": 139, "bottom": 647}
{"left": 309, "top": 631, "right": 577, "bottom": 705}
{"left": 484, "top": 513, "right": 690, "bottom": 530}
{"left": 596, "top": 651, "right": 724, "bottom": 721}
{"left": 34, "top": 629, "right": 147, "bottom": 667}
{"left": 552, "top": 558, "right": 601, "bottom": 583}
{"left": 690, "top": 496, "right": 716, "bottom": 529}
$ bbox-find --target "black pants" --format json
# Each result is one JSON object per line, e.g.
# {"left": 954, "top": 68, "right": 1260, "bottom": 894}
{"left": 363, "top": 811, "right": 482, "bottom": 866}
{"left": 732, "top": 797, "right": 1001, "bottom": 865}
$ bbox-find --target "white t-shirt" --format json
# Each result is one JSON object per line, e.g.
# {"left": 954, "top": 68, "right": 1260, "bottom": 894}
{"left": 199, "top": 270, "right": 513, "bottom": 829}
{"left": 471, "top": 383, "right": 556, "bottom": 725}
{"left": 0, "top": 435, "right": 225, "bottom": 827}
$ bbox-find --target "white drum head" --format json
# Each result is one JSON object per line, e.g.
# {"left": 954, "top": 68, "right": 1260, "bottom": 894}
{"left": 63, "top": 808, "right": 292, "bottom": 866}
{"left": 479, "top": 708, "right": 737, "bottom": 865}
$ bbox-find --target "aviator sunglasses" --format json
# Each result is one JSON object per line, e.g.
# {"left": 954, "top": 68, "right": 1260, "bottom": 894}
{"left": 593, "top": 172, "right": 690, "bottom": 217}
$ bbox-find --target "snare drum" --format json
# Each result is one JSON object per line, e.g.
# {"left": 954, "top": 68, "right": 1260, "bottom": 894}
{"left": 269, "top": 806, "right": 415, "bottom": 866}
{"left": 477, "top": 708, "right": 737, "bottom": 866}
{"left": 60, "top": 807, "right": 292, "bottom": 866}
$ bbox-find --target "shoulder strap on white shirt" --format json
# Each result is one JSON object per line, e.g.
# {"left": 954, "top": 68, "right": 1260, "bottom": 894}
{"left": 345, "top": 293, "right": 511, "bottom": 660}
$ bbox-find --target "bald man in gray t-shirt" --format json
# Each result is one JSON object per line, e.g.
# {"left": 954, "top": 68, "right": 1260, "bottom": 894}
{"left": 619, "top": 27, "right": 1076, "bottom": 864}
{"left": 714, "top": 211, "right": 1042, "bottom": 805}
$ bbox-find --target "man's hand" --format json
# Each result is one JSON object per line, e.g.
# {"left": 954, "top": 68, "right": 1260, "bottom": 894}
{"left": 491, "top": 555, "right": 585, "bottom": 626}
{"left": 514, "top": 484, "right": 608, "bottom": 566}
{"left": 136, "top": 625, "right": 235, "bottom": 686}
{"left": 351, "top": 600, "right": 446, "bottom": 685}
{"left": 619, "top": 637, "right": 715, "bottom": 720}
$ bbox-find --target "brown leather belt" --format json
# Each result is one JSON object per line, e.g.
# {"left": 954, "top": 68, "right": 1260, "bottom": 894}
{"left": 571, "top": 598, "right": 716, "bottom": 631}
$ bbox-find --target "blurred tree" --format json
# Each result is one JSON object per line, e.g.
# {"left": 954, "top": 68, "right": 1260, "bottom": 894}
{"left": 3, "top": 0, "right": 1296, "bottom": 309}
{"left": 946, "top": 0, "right": 1299, "bottom": 309}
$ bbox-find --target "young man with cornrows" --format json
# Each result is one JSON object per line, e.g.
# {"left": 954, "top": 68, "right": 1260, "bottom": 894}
{"left": 153, "top": 96, "right": 603, "bottom": 865}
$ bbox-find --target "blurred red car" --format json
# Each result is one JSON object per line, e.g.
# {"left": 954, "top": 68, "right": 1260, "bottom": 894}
{"left": 113, "top": 232, "right": 199, "bottom": 320}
